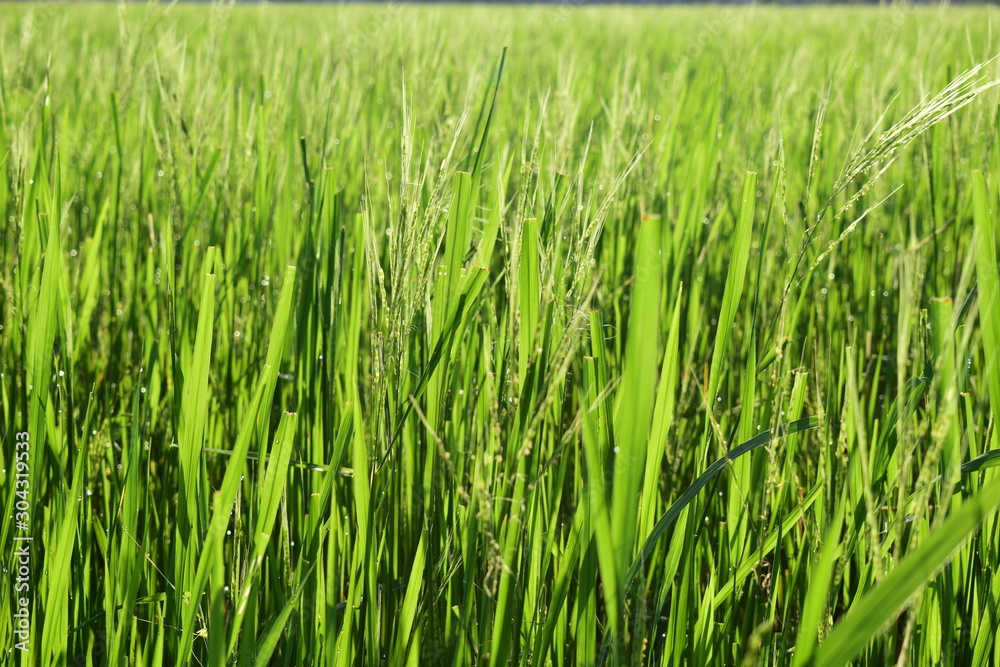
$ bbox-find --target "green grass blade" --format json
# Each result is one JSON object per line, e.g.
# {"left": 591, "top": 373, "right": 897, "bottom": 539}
{"left": 973, "top": 170, "right": 1000, "bottom": 451}
{"left": 813, "top": 474, "right": 1000, "bottom": 666}
{"left": 601, "top": 416, "right": 820, "bottom": 661}
{"left": 707, "top": 171, "right": 758, "bottom": 410}
{"left": 611, "top": 214, "right": 662, "bottom": 606}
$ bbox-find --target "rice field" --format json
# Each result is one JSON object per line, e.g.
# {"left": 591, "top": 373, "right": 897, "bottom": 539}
{"left": 2, "top": 2, "right": 1000, "bottom": 665}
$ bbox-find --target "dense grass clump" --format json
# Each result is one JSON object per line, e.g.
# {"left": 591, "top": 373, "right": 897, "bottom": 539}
{"left": 3, "top": 3, "right": 1000, "bottom": 665}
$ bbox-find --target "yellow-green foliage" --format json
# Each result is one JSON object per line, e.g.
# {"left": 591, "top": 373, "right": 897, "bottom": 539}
{"left": 2, "top": 4, "right": 1000, "bottom": 665}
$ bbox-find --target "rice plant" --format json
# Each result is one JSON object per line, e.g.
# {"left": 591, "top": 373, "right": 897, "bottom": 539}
{"left": 2, "top": 3, "right": 1000, "bottom": 665}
